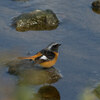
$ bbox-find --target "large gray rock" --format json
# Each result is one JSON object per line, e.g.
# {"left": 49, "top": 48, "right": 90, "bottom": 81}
{"left": 12, "top": 9, "right": 59, "bottom": 32}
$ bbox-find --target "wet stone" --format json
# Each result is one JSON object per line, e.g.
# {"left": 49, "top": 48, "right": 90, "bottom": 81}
{"left": 93, "top": 84, "right": 100, "bottom": 99}
{"left": 12, "top": 9, "right": 59, "bottom": 32}
{"left": 7, "top": 59, "right": 62, "bottom": 85}
{"left": 92, "top": 0, "right": 100, "bottom": 13}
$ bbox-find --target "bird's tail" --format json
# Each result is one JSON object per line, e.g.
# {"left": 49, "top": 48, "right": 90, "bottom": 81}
{"left": 18, "top": 52, "right": 42, "bottom": 61}
{"left": 18, "top": 56, "right": 35, "bottom": 60}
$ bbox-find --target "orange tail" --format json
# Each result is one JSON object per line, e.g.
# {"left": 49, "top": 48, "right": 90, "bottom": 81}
{"left": 18, "top": 56, "right": 35, "bottom": 60}
{"left": 18, "top": 52, "right": 42, "bottom": 61}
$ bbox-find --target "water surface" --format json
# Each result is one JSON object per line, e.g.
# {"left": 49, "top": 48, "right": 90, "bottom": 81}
{"left": 0, "top": 0, "right": 100, "bottom": 100}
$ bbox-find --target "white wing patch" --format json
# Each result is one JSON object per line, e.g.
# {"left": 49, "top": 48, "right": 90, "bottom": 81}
{"left": 40, "top": 55, "right": 48, "bottom": 60}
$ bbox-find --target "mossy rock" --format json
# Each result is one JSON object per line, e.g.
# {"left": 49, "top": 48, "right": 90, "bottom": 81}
{"left": 93, "top": 85, "right": 100, "bottom": 99}
{"left": 7, "top": 59, "right": 62, "bottom": 85}
{"left": 12, "top": 9, "right": 59, "bottom": 32}
{"left": 92, "top": 0, "right": 100, "bottom": 14}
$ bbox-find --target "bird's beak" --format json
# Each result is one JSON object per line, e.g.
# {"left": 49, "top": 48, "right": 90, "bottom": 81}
{"left": 58, "top": 44, "right": 61, "bottom": 46}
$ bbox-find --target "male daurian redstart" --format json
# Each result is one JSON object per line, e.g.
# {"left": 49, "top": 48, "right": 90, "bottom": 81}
{"left": 18, "top": 42, "right": 61, "bottom": 68}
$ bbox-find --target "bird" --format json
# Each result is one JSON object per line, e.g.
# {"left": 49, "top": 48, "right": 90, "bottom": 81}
{"left": 18, "top": 42, "right": 61, "bottom": 68}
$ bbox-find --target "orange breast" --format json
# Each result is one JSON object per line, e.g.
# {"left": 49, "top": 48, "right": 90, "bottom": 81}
{"left": 40, "top": 52, "right": 59, "bottom": 68}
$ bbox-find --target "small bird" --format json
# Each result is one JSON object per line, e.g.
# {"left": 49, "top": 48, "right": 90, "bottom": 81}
{"left": 18, "top": 42, "right": 61, "bottom": 68}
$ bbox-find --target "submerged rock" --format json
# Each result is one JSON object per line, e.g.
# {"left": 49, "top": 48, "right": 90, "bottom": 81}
{"left": 92, "top": 0, "right": 100, "bottom": 13}
{"left": 80, "top": 88, "right": 97, "bottom": 100}
{"left": 12, "top": 9, "right": 59, "bottom": 32}
{"left": 93, "top": 85, "right": 100, "bottom": 99}
{"left": 7, "top": 59, "right": 62, "bottom": 85}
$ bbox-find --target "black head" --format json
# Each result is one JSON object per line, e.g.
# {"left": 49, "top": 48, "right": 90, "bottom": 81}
{"left": 46, "top": 42, "right": 61, "bottom": 52}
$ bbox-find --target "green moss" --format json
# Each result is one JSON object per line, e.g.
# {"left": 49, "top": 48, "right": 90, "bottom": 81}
{"left": 93, "top": 85, "right": 100, "bottom": 99}
{"left": 8, "top": 60, "right": 62, "bottom": 85}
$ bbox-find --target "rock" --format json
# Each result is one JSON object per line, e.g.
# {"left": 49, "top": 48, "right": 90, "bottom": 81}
{"left": 7, "top": 59, "right": 25, "bottom": 75}
{"left": 92, "top": 0, "right": 100, "bottom": 13}
{"left": 7, "top": 59, "right": 62, "bottom": 85}
{"left": 93, "top": 85, "right": 100, "bottom": 99}
{"left": 12, "top": 9, "right": 59, "bottom": 32}
{"left": 92, "top": 8, "right": 100, "bottom": 14}
{"left": 92, "top": 0, "right": 100, "bottom": 8}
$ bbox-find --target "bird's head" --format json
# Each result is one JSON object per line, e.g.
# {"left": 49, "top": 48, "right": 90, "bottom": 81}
{"left": 46, "top": 42, "right": 61, "bottom": 52}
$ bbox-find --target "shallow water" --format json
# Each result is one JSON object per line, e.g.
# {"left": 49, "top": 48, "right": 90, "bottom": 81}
{"left": 0, "top": 0, "right": 100, "bottom": 100}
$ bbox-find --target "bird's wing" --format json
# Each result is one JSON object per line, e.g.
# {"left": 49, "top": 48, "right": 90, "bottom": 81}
{"left": 34, "top": 50, "right": 55, "bottom": 64}
{"left": 34, "top": 55, "right": 49, "bottom": 64}
{"left": 40, "top": 55, "right": 48, "bottom": 60}
{"left": 18, "top": 49, "right": 55, "bottom": 64}
{"left": 40, "top": 49, "right": 55, "bottom": 60}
